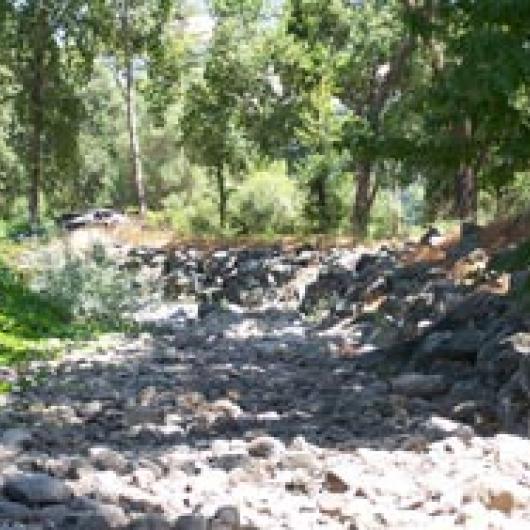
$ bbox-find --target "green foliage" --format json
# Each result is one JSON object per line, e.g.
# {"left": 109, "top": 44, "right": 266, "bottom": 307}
{"left": 161, "top": 186, "right": 220, "bottom": 235}
{"left": 31, "top": 244, "right": 152, "bottom": 325}
{"left": 1, "top": 0, "right": 530, "bottom": 237}
{"left": 182, "top": 0, "right": 273, "bottom": 226}
{"left": 491, "top": 240, "right": 530, "bottom": 274}
{"left": 229, "top": 163, "right": 304, "bottom": 234}
{"left": 0, "top": 238, "right": 144, "bottom": 370}
{"left": 0, "top": 254, "right": 72, "bottom": 367}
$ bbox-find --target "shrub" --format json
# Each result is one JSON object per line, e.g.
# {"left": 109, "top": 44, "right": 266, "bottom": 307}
{"left": 30, "top": 243, "right": 151, "bottom": 325}
{"left": 229, "top": 164, "right": 304, "bottom": 234}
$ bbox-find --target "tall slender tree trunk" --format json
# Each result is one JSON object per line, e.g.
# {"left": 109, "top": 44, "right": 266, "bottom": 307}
{"left": 216, "top": 164, "right": 226, "bottom": 229}
{"left": 123, "top": 0, "right": 146, "bottom": 217}
{"left": 455, "top": 118, "right": 477, "bottom": 223}
{"left": 353, "top": 161, "right": 375, "bottom": 238}
{"left": 125, "top": 60, "right": 146, "bottom": 216}
{"left": 28, "top": 9, "right": 45, "bottom": 228}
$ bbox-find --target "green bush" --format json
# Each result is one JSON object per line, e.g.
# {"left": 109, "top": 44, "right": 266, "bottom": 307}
{"left": 229, "top": 164, "right": 304, "bottom": 235}
{"left": 31, "top": 243, "right": 150, "bottom": 325}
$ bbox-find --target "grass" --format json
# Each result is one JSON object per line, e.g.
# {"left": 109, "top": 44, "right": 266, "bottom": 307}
{"left": 0, "top": 259, "right": 73, "bottom": 370}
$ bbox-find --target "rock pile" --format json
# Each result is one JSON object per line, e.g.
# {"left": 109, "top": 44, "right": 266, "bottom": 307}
{"left": 0, "top": 238, "right": 529, "bottom": 528}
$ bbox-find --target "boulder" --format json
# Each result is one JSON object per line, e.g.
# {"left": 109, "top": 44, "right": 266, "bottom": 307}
{"left": 210, "top": 506, "right": 240, "bottom": 530}
{"left": 3, "top": 473, "right": 72, "bottom": 506}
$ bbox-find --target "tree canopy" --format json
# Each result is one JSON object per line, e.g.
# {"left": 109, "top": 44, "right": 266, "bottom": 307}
{"left": 0, "top": 0, "right": 528, "bottom": 235}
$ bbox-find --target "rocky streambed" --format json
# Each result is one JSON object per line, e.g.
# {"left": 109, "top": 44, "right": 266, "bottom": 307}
{"left": 1, "top": 238, "right": 530, "bottom": 529}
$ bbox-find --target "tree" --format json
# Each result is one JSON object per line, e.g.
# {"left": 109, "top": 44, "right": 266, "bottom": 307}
{"left": 294, "top": 78, "right": 347, "bottom": 231}
{"left": 97, "top": 0, "right": 177, "bottom": 217}
{"left": 408, "top": 0, "right": 530, "bottom": 223}
{"left": 0, "top": 0, "right": 102, "bottom": 226}
{"left": 182, "top": 0, "right": 267, "bottom": 229}
{"left": 277, "top": 0, "right": 418, "bottom": 237}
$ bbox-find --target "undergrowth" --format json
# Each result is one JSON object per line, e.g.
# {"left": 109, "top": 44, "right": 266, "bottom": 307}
{"left": 490, "top": 239, "right": 530, "bottom": 273}
{"left": 0, "top": 239, "right": 141, "bottom": 389}
{"left": 0, "top": 261, "right": 67, "bottom": 386}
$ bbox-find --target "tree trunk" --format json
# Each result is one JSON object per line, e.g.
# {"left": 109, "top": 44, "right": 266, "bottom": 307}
{"left": 353, "top": 161, "right": 375, "bottom": 238}
{"left": 216, "top": 164, "right": 226, "bottom": 229}
{"left": 123, "top": 0, "right": 146, "bottom": 217}
{"left": 456, "top": 163, "right": 477, "bottom": 223}
{"left": 455, "top": 118, "right": 477, "bottom": 223}
{"left": 495, "top": 186, "right": 503, "bottom": 219}
{"left": 125, "top": 59, "right": 146, "bottom": 217}
{"left": 315, "top": 171, "right": 327, "bottom": 232}
{"left": 28, "top": 11, "right": 45, "bottom": 228}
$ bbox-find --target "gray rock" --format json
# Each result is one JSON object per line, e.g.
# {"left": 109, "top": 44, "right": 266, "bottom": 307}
{"left": 36, "top": 503, "right": 70, "bottom": 525}
{"left": 210, "top": 506, "right": 240, "bottom": 530}
{"left": 174, "top": 515, "right": 208, "bottom": 530}
{"left": 128, "top": 514, "right": 172, "bottom": 530}
{"left": 0, "top": 499, "right": 34, "bottom": 520}
{"left": 391, "top": 373, "right": 448, "bottom": 397}
{"left": 1, "top": 428, "right": 32, "bottom": 449}
{"left": 3, "top": 473, "right": 73, "bottom": 506}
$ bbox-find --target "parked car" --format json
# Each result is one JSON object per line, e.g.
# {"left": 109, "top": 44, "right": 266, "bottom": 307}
{"left": 57, "top": 209, "right": 127, "bottom": 230}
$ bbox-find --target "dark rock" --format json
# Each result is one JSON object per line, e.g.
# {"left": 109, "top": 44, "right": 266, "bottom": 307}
{"left": 174, "top": 515, "right": 208, "bottom": 530}
{"left": 128, "top": 514, "right": 172, "bottom": 530}
{"left": 447, "top": 222, "right": 482, "bottom": 260}
{"left": 411, "top": 329, "right": 484, "bottom": 368}
{"left": 3, "top": 473, "right": 73, "bottom": 506}
{"left": 356, "top": 253, "right": 378, "bottom": 273}
{"left": 477, "top": 331, "right": 527, "bottom": 389}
